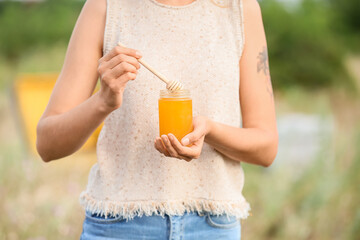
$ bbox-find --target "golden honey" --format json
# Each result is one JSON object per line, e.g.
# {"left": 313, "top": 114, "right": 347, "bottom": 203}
{"left": 159, "top": 89, "right": 193, "bottom": 142}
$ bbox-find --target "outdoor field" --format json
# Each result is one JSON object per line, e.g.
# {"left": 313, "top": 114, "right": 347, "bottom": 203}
{"left": 0, "top": 0, "right": 359, "bottom": 239}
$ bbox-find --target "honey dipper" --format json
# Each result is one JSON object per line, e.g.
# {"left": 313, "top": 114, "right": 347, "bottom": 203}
{"left": 118, "top": 42, "right": 183, "bottom": 91}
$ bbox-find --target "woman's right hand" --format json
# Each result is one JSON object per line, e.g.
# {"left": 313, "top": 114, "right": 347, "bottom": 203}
{"left": 97, "top": 45, "right": 142, "bottom": 112}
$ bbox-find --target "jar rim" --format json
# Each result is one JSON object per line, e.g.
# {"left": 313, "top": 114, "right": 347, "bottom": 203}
{"left": 160, "top": 89, "right": 191, "bottom": 98}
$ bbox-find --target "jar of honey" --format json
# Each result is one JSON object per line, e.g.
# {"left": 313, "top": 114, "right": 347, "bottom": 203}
{"left": 158, "top": 89, "right": 193, "bottom": 142}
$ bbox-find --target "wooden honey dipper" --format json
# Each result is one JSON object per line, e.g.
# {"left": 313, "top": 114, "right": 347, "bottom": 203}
{"left": 118, "top": 42, "right": 183, "bottom": 92}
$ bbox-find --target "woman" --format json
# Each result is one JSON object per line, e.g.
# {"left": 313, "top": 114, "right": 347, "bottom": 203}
{"left": 36, "top": 0, "right": 278, "bottom": 239}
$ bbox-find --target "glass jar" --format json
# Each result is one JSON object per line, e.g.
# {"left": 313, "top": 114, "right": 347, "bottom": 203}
{"left": 158, "top": 89, "right": 193, "bottom": 142}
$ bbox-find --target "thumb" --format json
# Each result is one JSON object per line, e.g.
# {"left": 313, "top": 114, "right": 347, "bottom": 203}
{"left": 181, "top": 128, "right": 203, "bottom": 146}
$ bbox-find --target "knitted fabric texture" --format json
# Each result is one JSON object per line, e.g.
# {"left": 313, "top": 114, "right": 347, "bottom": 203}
{"left": 80, "top": 0, "right": 250, "bottom": 220}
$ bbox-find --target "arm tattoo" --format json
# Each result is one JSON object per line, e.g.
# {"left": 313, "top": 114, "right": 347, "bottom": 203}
{"left": 257, "top": 46, "right": 273, "bottom": 97}
{"left": 257, "top": 46, "right": 269, "bottom": 76}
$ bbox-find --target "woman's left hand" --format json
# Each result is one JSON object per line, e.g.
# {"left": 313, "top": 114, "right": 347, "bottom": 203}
{"left": 154, "top": 116, "right": 211, "bottom": 162}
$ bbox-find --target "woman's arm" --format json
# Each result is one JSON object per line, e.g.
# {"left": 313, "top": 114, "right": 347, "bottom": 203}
{"left": 36, "top": 0, "right": 141, "bottom": 162}
{"left": 205, "top": 0, "right": 278, "bottom": 167}
{"left": 154, "top": 0, "right": 278, "bottom": 167}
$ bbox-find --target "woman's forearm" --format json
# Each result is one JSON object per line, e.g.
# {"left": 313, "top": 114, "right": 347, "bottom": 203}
{"left": 36, "top": 91, "right": 112, "bottom": 162}
{"left": 205, "top": 119, "right": 278, "bottom": 167}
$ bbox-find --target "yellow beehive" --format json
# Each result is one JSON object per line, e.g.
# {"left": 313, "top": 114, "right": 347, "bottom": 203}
{"left": 13, "top": 73, "right": 102, "bottom": 155}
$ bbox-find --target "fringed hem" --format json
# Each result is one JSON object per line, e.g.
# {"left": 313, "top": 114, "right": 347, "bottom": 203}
{"left": 79, "top": 192, "right": 251, "bottom": 220}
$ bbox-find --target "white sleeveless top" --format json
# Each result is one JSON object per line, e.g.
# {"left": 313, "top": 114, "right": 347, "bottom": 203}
{"left": 80, "top": 0, "right": 250, "bottom": 220}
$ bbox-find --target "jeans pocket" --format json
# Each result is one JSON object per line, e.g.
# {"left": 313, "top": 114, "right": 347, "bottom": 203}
{"left": 85, "top": 211, "right": 125, "bottom": 224}
{"left": 205, "top": 213, "right": 240, "bottom": 229}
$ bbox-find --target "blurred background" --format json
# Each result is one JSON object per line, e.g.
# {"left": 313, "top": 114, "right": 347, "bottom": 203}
{"left": 0, "top": 0, "right": 359, "bottom": 239}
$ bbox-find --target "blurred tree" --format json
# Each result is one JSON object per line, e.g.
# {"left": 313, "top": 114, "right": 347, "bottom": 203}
{"left": 329, "top": 0, "right": 360, "bottom": 34}
{"left": 0, "top": 0, "right": 357, "bottom": 90}
{"left": 329, "top": 0, "right": 360, "bottom": 51}
{"left": 0, "top": 0, "right": 83, "bottom": 61}
{"left": 260, "top": 0, "right": 354, "bottom": 90}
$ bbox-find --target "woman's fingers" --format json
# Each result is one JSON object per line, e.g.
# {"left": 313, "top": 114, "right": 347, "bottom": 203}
{"left": 168, "top": 134, "right": 195, "bottom": 160}
{"left": 100, "top": 67, "right": 137, "bottom": 91}
{"left": 100, "top": 45, "right": 142, "bottom": 63}
{"left": 98, "top": 46, "right": 141, "bottom": 78}
{"left": 110, "top": 61, "right": 138, "bottom": 79}
{"left": 155, "top": 117, "right": 210, "bottom": 161}
{"left": 181, "top": 118, "right": 207, "bottom": 146}
{"left": 181, "top": 129, "right": 204, "bottom": 146}
{"left": 96, "top": 45, "right": 143, "bottom": 111}
{"left": 181, "top": 127, "right": 205, "bottom": 146}
{"left": 156, "top": 133, "right": 204, "bottom": 161}
{"left": 161, "top": 135, "right": 179, "bottom": 158}
{"left": 117, "top": 72, "right": 137, "bottom": 84}
{"left": 105, "top": 54, "right": 141, "bottom": 70}
{"left": 154, "top": 137, "right": 170, "bottom": 157}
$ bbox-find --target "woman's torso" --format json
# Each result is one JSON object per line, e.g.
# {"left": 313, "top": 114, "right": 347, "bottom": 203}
{"left": 80, "top": 0, "right": 250, "bottom": 220}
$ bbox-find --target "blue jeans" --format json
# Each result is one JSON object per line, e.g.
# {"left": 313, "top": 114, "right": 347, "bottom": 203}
{"left": 80, "top": 211, "right": 241, "bottom": 240}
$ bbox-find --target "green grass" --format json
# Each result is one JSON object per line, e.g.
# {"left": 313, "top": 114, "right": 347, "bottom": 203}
{"left": 0, "top": 127, "right": 95, "bottom": 239}
{"left": 0, "top": 91, "right": 95, "bottom": 239}
{"left": 242, "top": 124, "right": 360, "bottom": 240}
